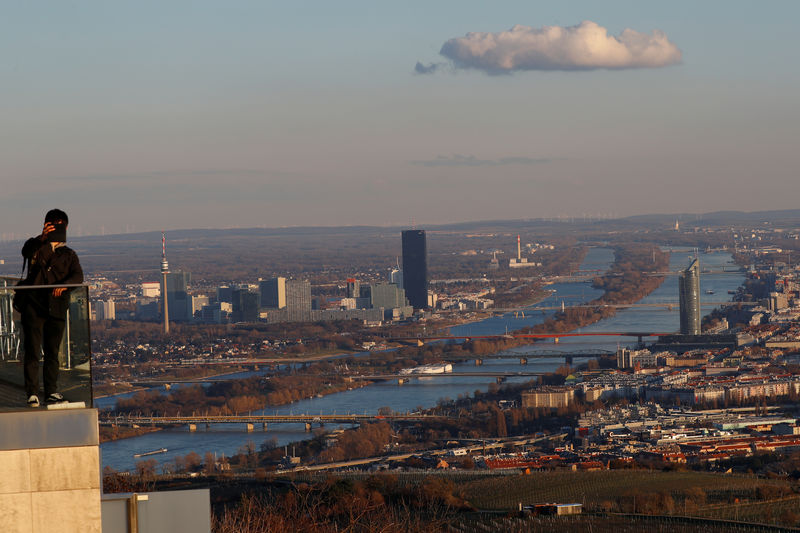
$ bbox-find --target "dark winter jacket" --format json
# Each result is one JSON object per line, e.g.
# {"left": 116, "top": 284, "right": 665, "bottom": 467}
{"left": 18, "top": 237, "right": 83, "bottom": 318}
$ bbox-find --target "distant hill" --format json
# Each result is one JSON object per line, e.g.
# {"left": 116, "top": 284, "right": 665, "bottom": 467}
{"left": 623, "top": 209, "right": 800, "bottom": 226}
{"left": 1, "top": 208, "right": 797, "bottom": 281}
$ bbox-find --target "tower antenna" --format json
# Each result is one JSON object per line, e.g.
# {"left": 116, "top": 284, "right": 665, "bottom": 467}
{"left": 161, "top": 231, "right": 170, "bottom": 334}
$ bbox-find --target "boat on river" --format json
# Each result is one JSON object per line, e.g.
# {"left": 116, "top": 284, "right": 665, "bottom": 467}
{"left": 133, "top": 448, "right": 167, "bottom": 458}
{"left": 399, "top": 363, "right": 453, "bottom": 375}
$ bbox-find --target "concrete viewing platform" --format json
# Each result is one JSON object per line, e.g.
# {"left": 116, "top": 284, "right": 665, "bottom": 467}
{"left": 0, "top": 357, "right": 92, "bottom": 413}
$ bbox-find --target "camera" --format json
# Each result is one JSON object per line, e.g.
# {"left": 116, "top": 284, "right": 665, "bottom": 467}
{"left": 47, "top": 222, "right": 67, "bottom": 243}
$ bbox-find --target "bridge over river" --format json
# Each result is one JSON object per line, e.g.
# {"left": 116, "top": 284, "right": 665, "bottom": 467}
{"left": 124, "top": 370, "right": 549, "bottom": 388}
{"left": 391, "top": 331, "right": 675, "bottom": 346}
{"left": 100, "top": 413, "right": 450, "bottom": 432}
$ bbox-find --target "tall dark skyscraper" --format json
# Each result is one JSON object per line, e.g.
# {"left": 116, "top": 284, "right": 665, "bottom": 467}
{"left": 402, "top": 230, "right": 428, "bottom": 309}
{"left": 231, "top": 286, "right": 260, "bottom": 323}
{"left": 259, "top": 277, "right": 286, "bottom": 309}
{"left": 678, "top": 258, "right": 701, "bottom": 335}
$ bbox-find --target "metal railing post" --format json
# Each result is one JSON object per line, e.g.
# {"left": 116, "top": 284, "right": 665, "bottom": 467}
{"left": 65, "top": 307, "right": 71, "bottom": 370}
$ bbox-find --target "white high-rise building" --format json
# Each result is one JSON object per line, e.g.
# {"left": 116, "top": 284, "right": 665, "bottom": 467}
{"left": 95, "top": 299, "right": 116, "bottom": 321}
{"left": 286, "top": 279, "right": 311, "bottom": 321}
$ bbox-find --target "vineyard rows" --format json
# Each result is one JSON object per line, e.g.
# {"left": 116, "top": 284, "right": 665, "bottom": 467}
{"left": 461, "top": 470, "right": 791, "bottom": 510}
{"left": 451, "top": 513, "right": 799, "bottom": 533}
{"left": 694, "top": 495, "right": 800, "bottom": 526}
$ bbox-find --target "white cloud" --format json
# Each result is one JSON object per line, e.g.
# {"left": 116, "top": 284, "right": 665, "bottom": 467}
{"left": 427, "top": 21, "right": 681, "bottom": 74}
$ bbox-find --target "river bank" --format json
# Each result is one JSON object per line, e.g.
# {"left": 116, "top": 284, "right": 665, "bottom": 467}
{"left": 99, "top": 249, "right": 614, "bottom": 469}
{"left": 100, "top": 425, "right": 162, "bottom": 443}
{"left": 445, "top": 244, "right": 670, "bottom": 356}
{"left": 100, "top": 247, "right": 744, "bottom": 472}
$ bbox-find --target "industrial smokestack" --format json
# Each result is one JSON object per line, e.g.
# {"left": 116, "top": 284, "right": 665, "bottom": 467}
{"left": 517, "top": 235, "right": 521, "bottom": 261}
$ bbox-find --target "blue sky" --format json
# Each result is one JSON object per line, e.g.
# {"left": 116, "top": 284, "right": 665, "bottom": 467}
{"left": 1, "top": 1, "right": 798, "bottom": 237}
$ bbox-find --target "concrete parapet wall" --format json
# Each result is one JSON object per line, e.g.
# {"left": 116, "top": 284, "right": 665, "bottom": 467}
{"left": 0, "top": 409, "right": 101, "bottom": 533}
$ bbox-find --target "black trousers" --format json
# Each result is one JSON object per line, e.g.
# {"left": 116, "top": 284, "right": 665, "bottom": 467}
{"left": 21, "top": 306, "right": 66, "bottom": 397}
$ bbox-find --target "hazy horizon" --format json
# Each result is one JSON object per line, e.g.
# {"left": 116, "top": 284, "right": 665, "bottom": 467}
{"left": 2, "top": 1, "right": 798, "bottom": 236}
{"left": 3, "top": 206, "right": 798, "bottom": 243}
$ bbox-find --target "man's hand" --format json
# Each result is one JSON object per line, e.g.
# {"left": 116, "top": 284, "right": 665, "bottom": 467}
{"left": 53, "top": 287, "right": 67, "bottom": 297}
{"left": 40, "top": 222, "right": 55, "bottom": 241}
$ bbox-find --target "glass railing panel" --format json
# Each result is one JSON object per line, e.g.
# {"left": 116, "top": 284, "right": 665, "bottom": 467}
{"left": 0, "top": 278, "right": 18, "bottom": 368}
{"left": 0, "top": 278, "right": 92, "bottom": 411}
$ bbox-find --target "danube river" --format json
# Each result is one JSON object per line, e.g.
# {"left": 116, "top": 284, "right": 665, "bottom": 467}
{"left": 99, "top": 248, "right": 743, "bottom": 472}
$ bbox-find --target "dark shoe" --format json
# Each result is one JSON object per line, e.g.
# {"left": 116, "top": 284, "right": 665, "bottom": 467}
{"left": 27, "top": 395, "right": 40, "bottom": 408}
{"left": 46, "top": 393, "right": 67, "bottom": 404}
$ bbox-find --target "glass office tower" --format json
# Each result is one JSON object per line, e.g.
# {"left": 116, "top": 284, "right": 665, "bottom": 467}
{"left": 679, "top": 258, "right": 701, "bottom": 335}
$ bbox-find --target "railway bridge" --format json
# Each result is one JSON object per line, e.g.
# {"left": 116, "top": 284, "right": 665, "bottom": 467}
{"left": 100, "top": 413, "right": 449, "bottom": 432}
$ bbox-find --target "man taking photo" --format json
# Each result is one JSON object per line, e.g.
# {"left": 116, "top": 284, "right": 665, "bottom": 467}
{"left": 17, "top": 209, "right": 83, "bottom": 407}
